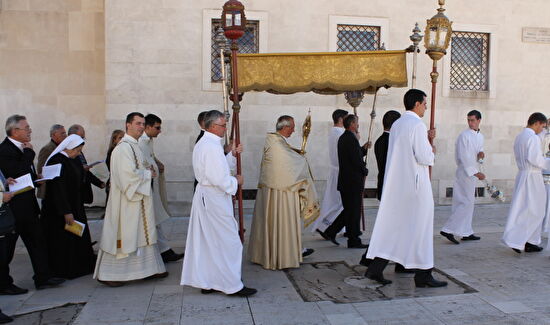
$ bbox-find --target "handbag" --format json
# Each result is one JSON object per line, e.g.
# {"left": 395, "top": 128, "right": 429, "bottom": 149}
{"left": 0, "top": 203, "right": 15, "bottom": 236}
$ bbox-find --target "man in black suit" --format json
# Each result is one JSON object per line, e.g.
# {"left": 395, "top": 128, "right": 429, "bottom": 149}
{"left": 374, "top": 111, "right": 401, "bottom": 200}
{"left": 359, "top": 110, "right": 414, "bottom": 273}
{"left": 320, "top": 115, "right": 368, "bottom": 248}
{"left": 0, "top": 115, "right": 65, "bottom": 293}
{"left": 67, "top": 124, "right": 105, "bottom": 204}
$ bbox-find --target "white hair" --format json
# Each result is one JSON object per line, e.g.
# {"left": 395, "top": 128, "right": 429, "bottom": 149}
{"left": 49, "top": 124, "right": 65, "bottom": 137}
{"left": 5, "top": 115, "right": 26, "bottom": 136}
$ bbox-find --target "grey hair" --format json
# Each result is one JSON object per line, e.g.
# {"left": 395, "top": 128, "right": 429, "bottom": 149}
{"left": 49, "top": 124, "right": 65, "bottom": 137}
{"left": 204, "top": 110, "right": 225, "bottom": 129}
{"left": 275, "top": 115, "right": 294, "bottom": 131}
{"left": 5, "top": 115, "right": 26, "bottom": 136}
{"left": 68, "top": 124, "right": 83, "bottom": 135}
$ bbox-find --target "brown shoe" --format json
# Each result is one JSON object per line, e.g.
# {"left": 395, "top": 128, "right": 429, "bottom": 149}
{"left": 97, "top": 280, "right": 125, "bottom": 287}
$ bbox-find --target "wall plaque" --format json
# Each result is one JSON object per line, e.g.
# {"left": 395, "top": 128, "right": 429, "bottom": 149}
{"left": 522, "top": 27, "right": 550, "bottom": 44}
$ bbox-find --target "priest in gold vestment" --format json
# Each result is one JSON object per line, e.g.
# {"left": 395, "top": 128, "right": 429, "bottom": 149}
{"left": 248, "top": 115, "right": 320, "bottom": 270}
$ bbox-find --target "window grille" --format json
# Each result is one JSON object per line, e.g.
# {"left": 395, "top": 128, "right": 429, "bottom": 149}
{"left": 336, "top": 24, "right": 380, "bottom": 52}
{"left": 211, "top": 19, "right": 259, "bottom": 82}
{"left": 450, "top": 31, "right": 490, "bottom": 91}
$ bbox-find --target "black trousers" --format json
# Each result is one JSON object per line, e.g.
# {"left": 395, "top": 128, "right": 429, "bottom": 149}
{"left": 324, "top": 188, "right": 362, "bottom": 245}
{"left": 365, "top": 257, "right": 432, "bottom": 282}
{"left": 0, "top": 215, "right": 52, "bottom": 288}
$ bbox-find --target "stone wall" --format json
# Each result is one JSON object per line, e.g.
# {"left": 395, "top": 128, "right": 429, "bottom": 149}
{"left": 0, "top": 0, "right": 106, "bottom": 205}
{"left": 3, "top": 0, "right": 549, "bottom": 207}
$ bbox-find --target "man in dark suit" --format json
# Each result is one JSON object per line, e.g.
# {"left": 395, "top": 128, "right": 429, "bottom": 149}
{"left": 68, "top": 125, "right": 105, "bottom": 204}
{"left": 359, "top": 110, "right": 414, "bottom": 273}
{"left": 36, "top": 124, "right": 67, "bottom": 199}
{"left": 374, "top": 111, "right": 401, "bottom": 200}
{"left": 320, "top": 115, "right": 369, "bottom": 248}
{"left": 0, "top": 115, "right": 65, "bottom": 293}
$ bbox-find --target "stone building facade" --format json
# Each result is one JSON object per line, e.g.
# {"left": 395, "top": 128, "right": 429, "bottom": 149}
{"left": 1, "top": 0, "right": 549, "bottom": 207}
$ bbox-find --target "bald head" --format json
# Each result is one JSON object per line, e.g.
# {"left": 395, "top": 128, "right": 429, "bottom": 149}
{"left": 68, "top": 124, "right": 85, "bottom": 139}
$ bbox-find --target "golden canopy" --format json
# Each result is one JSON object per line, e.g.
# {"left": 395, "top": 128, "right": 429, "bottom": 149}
{"left": 237, "top": 50, "right": 408, "bottom": 95}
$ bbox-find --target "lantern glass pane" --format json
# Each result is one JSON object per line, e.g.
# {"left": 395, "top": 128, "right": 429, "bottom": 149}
{"left": 226, "top": 15, "right": 232, "bottom": 27}
{"left": 429, "top": 29, "right": 438, "bottom": 47}
{"left": 235, "top": 12, "right": 241, "bottom": 26}
{"left": 438, "top": 28, "right": 448, "bottom": 47}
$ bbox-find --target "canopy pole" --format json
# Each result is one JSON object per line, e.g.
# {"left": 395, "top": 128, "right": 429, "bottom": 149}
{"left": 359, "top": 88, "right": 379, "bottom": 231}
{"left": 229, "top": 40, "right": 245, "bottom": 243}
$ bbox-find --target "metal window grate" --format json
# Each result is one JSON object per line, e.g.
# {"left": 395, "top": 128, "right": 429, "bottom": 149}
{"left": 450, "top": 31, "right": 490, "bottom": 91}
{"left": 211, "top": 19, "right": 259, "bottom": 82}
{"left": 336, "top": 24, "right": 380, "bottom": 52}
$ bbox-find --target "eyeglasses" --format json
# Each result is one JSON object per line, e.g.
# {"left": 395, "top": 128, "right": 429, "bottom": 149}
{"left": 214, "top": 123, "right": 227, "bottom": 128}
{"left": 15, "top": 127, "right": 31, "bottom": 131}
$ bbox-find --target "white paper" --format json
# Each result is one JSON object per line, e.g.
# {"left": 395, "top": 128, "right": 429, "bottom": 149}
{"left": 36, "top": 163, "right": 62, "bottom": 181}
{"left": 8, "top": 173, "right": 35, "bottom": 193}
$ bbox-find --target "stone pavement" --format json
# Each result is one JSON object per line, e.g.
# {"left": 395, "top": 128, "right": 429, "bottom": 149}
{"left": 2, "top": 202, "right": 550, "bottom": 324}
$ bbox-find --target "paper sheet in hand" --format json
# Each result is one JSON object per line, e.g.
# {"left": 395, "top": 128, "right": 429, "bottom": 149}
{"left": 8, "top": 174, "right": 35, "bottom": 195}
{"left": 65, "top": 220, "right": 86, "bottom": 237}
{"left": 36, "top": 164, "right": 61, "bottom": 182}
{"left": 90, "top": 162, "right": 110, "bottom": 183}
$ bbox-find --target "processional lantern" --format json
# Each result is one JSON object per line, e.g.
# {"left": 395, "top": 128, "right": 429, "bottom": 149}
{"left": 222, "top": 0, "right": 247, "bottom": 242}
{"left": 423, "top": 0, "right": 452, "bottom": 145}
{"left": 222, "top": 0, "right": 246, "bottom": 40}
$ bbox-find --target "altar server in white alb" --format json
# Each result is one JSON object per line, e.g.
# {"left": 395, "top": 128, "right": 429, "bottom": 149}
{"left": 311, "top": 109, "right": 347, "bottom": 237}
{"left": 503, "top": 112, "right": 550, "bottom": 253}
{"left": 440, "top": 110, "right": 486, "bottom": 244}
{"left": 365, "top": 89, "right": 447, "bottom": 288}
{"left": 94, "top": 112, "right": 167, "bottom": 287}
{"left": 181, "top": 110, "right": 257, "bottom": 297}
{"left": 139, "top": 113, "right": 184, "bottom": 263}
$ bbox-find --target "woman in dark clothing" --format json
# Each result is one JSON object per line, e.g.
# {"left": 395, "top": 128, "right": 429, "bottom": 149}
{"left": 41, "top": 135, "right": 95, "bottom": 279}
{"left": 104, "top": 130, "right": 124, "bottom": 205}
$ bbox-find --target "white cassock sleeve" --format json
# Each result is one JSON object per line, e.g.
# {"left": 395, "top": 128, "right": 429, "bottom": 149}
{"left": 412, "top": 122, "right": 435, "bottom": 166}
{"left": 456, "top": 134, "right": 478, "bottom": 177}
{"left": 112, "top": 143, "right": 152, "bottom": 202}
{"left": 205, "top": 149, "right": 238, "bottom": 196}
{"left": 226, "top": 152, "right": 237, "bottom": 174}
{"left": 527, "top": 136, "right": 550, "bottom": 170}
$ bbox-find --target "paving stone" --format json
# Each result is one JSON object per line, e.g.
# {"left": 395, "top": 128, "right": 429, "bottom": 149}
{"left": 353, "top": 299, "right": 444, "bottom": 324}
{"left": 489, "top": 301, "right": 534, "bottom": 314}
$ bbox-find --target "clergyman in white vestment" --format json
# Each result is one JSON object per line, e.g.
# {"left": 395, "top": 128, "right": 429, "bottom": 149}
{"left": 502, "top": 113, "right": 550, "bottom": 253}
{"left": 365, "top": 89, "right": 447, "bottom": 288}
{"left": 441, "top": 110, "right": 486, "bottom": 244}
{"left": 310, "top": 109, "right": 347, "bottom": 234}
{"left": 139, "top": 113, "right": 184, "bottom": 263}
{"left": 94, "top": 112, "right": 166, "bottom": 287}
{"left": 181, "top": 110, "right": 257, "bottom": 297}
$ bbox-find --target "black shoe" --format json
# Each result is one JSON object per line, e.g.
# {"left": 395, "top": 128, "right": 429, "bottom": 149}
{"left": 0, "top": 284, "right": 28, "bottom": 296}
{"left": 394, "top": 264, "right": 415, "bottom": 274}
{"left": 302, "top": 248, "right": 315, "bottom": 257}
{"left": 359, "top": 254, "right": 372, "bottom": 267}
{"left": 525, "top": 243, "right": 543, "bottom": 252}
{"left": 512, "top": 248, "right": 521, "bottom": 254}
{"left": 440, "top": 231, "right": 459, "bottom": 245}
{"left": 35, "top": 277, "right": 65, "bottom": 290}
{"left": 317, "top": 230, "right": 339, "bottom": 246}
{"left": 145, "top": 272, "right": 169, "bottom": 280}
{"left": 0, "top": 311, "right": 12, "bottom": 324}
{"left": 161, "top": 249, "right": 185, "bottom": 263}
{"left": 415, "top": 278, "right": 448, "bottom": 288}
{"left": 97, "top": 280, "right": 125, "bottom": 287}
{"left": 461, "top": 234, "right": 481, "bottom": 241}
{"left": 230, "top": 287, "right": 257, "bottom": 297}
{"left": 348, "top": 242, "right": 368, "bottom": 249}
{"left": 201, "top": 289, "right": 220, "bottom": 294}
{"left": 365, "top": 272, "right": 392, "bottom": 285}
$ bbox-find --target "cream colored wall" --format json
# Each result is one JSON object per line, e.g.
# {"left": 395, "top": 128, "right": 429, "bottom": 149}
{"left": 3, "top": 0, "right": 547, "bottom": 206}
{"left": 0, "top": 0, "right": 106, "bottom": 205}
